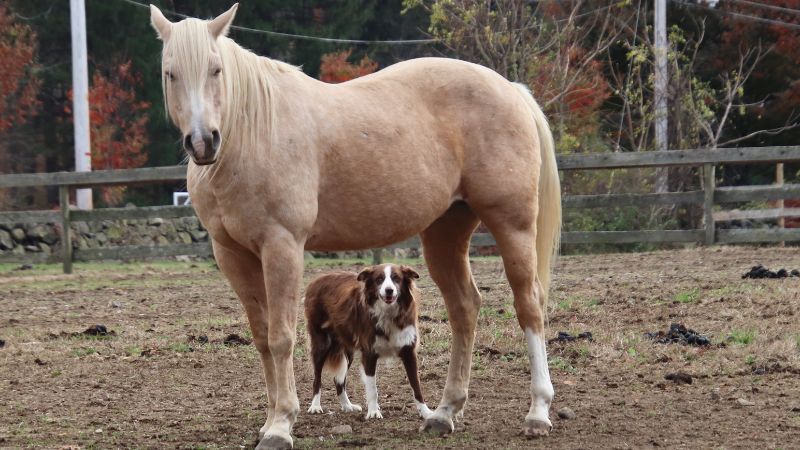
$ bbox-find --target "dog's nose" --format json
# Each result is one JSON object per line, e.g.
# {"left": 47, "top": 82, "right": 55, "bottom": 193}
{"left": 385, "top": 288, "right": 394, "bottom": 296}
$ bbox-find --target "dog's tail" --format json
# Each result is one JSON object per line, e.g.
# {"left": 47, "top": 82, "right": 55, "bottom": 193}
{"left": 512, "top": 83, "right": 562, "bottom": 308}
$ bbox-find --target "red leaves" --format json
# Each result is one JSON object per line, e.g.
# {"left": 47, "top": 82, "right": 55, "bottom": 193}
{"left": 66, "top": 61, "right": 149, "bottom": 205}
{"left": 319, "top": 49, "right": 378, "bottom": 84}
{"left": 0, "top": 5, "right": 41, "bottom": 132}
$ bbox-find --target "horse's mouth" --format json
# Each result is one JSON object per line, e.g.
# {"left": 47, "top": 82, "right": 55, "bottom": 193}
{"left": 192, "top": 157, "right": 217, "bottom": 166}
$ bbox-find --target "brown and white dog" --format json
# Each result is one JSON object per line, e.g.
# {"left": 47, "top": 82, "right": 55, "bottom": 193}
{"left": 304, "top": 264, "right": 432, "bottom": 420}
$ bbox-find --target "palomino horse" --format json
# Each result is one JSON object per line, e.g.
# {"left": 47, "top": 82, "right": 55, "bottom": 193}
{"left": 150, "top": 4, "right": 561, "bottom": 449}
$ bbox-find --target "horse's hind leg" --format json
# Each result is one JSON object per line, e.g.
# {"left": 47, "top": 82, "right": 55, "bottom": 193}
{"left": 480, "top": 211, "right": 554, "bottom": 437}
{"left": 211, "top": 241, "right": 279, "bottom": 441}
{"left": 419, "top": 202, "right": 481, "bottom": 433}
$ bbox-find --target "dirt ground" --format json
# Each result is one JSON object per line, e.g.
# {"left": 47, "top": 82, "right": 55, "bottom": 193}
{"left": 1, "top": 246, "right": 799, "bottom": 449}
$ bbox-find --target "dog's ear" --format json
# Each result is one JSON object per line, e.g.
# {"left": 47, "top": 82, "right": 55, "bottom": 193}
{"left": 357, "top": 267, "right": 373, "bottom": 282}
{"left": 401, "top": 266, "right": 420, "bottom": 280}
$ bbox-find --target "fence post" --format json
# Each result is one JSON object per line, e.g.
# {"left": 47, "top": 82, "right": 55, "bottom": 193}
{"left": 777, "top": 163, "right": 785, "bottom": 247}
{"left": 372, "top": 248, "right": 383, "bottom": 265}
{"left": 703, "top": 163, "right": 715, "bottom": 245}
{"left": 59, "top": 186, "right": 73, "bottom": 274}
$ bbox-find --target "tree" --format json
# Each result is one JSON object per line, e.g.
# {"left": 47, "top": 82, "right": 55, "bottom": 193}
{"left": 67, "top": 61, "right": 150, "bottom": 206}
{"left": 319, "top": 49, "right": 378, "bottom": 83}
{"left": 0, "top": 5, "right": 40, "bottom": 133}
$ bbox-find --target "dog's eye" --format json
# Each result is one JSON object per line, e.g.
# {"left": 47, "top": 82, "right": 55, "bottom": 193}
{"left": 377, "top": 275, "right": 384, "bottom": 283}
{"left": 391, "top": 275, "right": 401, "bottom": 282}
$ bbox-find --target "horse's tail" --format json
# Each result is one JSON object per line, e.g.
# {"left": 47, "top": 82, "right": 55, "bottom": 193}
{"left": 512, "top": 83, "right": 562, "bottom": 308}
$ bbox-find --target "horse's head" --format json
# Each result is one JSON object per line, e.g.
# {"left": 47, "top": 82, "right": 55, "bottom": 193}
{"left": 150, "top": 4, "right": 238, "bottom": 165}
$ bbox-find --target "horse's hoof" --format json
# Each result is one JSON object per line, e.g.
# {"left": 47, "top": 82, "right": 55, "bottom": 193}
{"left": 255, "top": 433, "right": 293, "bottom": 450}
{"left": 523, "top": 418, "right": 552, "bottom": 438}
{"left": 420, "top": 416, "right": 454, "bottom": 434}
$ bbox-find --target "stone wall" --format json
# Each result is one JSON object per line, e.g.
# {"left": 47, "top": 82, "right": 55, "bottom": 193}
{"left": 1, "top": 216, "right": 481, "bottom": 260}
{"left": 0, "top": 216, "right": 209, "bottom": 258}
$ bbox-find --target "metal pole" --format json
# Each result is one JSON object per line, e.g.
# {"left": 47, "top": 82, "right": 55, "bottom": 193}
{"left": 70, "top": 0, "right": 93, "bottom": 209}
{"left": 654, "top": 0, "right": 669, "bottom": 193}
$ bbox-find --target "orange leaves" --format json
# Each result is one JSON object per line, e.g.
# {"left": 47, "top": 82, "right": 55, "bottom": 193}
{"left": 66, "top": 61, "right": 149, "bottom": 205}
{"left": 0, "top": 5, "right": 41, "bottom": 132}
{"left": 319, "top": 49, "right": 378, "bottom": 83}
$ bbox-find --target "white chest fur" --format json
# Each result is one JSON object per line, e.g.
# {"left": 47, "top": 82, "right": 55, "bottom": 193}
{"left": 370, "top": 300, "right": 417, "bottom": 356}
{"left": 373, "top": 324, "right": 417, "bottom": 356}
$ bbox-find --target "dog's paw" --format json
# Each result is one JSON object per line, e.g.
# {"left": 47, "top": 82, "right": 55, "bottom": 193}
{"left": 307, "top": 404, "right": 324, "bottom": 414}
{"left": 365, "top": 409, "right": 383, "bottom": 419}
{"left": 341, "top": 403, "right": 362, "bottom": 413}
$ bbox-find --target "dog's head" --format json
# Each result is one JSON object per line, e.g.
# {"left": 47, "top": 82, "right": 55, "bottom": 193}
{"left": 357, "top": 264, "right": 419, "bottom": 306}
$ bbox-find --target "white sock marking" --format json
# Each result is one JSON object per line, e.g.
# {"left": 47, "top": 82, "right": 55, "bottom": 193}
{"left": 308, "top": 392, "right": 323, "bottom": 414}
{"left": 360, "top": 366, "right": 382, "bottom": 419}
{"left": 524, "top": 328, "right": 554, "bottom": 425}
{"left": 415, "top": 400, "right": 433, "bottom": 419}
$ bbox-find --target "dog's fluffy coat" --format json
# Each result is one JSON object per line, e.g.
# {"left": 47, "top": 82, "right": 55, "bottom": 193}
{"left": 304, "top": 264, "right": 431, "bottom": 419}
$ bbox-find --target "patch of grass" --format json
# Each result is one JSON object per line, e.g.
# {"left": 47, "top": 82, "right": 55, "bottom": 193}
{"left": 729, "top": 329, "right": 756, "bottom": 346}
{"left": 204, "top": 317, "right": 235, "bottom": 329}
{"left": 549, "top": 356, "right": 576, "bottom": 372}
{"left": 586, "top": 298, "right": 601, "bottom": 307}
{"left": 124, "top": 346, "right": 142, "bottom": 357}
{"left": 471, "top": 353, "right": 485, "bottom": 372}
{"left": 67, "top": 333, "right": 115, "bottom": 342}
{"left": 745, "top": 355, "right": 756, "bottom": 365}
{"left": 168, "top": 342, "right": 193, "bottom": 353}
{"left": 424, "top": 336, "right": 450, "bottom": 355}
{"left": 71, "top": 347, "right": 98, "bottom": 357}
{"left": 674, "top": 288, "right": 699, "bottom": 304}
{"left": 3, "top": 275, "right": 219, "bottom": 292}
{"left": 478, "top": 306, "right": 515, "bottom": 319}
{"left": 795, "top": 335, "right": 800, "bottom": 350}
{"left": 556, "top": 299, "right": 572, "bottom": 311}
{"left": 576, "top": 344, "right": 591, "bottom": 361}
{"left": 50, "top": 369, "right": 62, "bottom": 378}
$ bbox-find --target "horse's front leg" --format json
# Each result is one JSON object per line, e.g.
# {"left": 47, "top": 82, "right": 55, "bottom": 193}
{"left": 255, "top": 228, "right": 304, "bottom": 450}
{"left": 212, "top": 241, "right": 279, "bottom": 440}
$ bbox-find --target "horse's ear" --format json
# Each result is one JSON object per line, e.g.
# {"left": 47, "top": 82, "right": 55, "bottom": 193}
{"left": 208, "top": 3, "right": 238, "bottom": 39}
{"left": 149, "top": 4, "right": 173, "bottom": 41}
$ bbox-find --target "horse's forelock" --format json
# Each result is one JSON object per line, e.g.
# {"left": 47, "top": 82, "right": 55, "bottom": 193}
{"left": 162, "top": 20, "right": 282, "bottom": 165}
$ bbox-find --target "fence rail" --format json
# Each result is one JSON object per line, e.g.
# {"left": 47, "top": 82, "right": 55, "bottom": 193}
{"left": 2, "top": 146, "right": 800, "bottom": 272}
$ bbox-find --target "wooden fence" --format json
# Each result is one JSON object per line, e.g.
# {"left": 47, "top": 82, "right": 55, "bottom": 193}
{"left": 1, "top": 146, "right": 799, "bottom": 273}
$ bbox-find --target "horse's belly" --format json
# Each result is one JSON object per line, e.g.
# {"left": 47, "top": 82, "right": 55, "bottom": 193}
{"left": 306, "top": 192, "right": 455, "bottom": 252}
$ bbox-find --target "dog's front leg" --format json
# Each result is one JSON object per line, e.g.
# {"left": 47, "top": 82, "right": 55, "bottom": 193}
{"left": 399, "top": 345, "right": 433, "bottom": 419}
{"left": 360, "top": 352, "right": 382, "bottom": 419}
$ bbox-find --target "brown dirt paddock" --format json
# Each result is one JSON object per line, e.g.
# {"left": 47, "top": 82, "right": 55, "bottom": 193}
{"left": 1, "top": 246, "right": 799, "bottom": 449}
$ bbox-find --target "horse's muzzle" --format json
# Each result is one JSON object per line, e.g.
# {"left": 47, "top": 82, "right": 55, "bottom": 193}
{"left": 184, "top": 129, "right": 221, "bottom": 165}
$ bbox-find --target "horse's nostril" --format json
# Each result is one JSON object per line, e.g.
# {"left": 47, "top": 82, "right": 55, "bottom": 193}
{"left": 211, "top": 130, "right": 221, "bottom": 150}
{"left": 183, "top": 135, "right": 194, "bottom": 152}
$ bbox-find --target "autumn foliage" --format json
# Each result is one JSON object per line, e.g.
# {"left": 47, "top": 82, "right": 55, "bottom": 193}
{"left": 0, "top": 5, "right": 41, "bottom": 132}
{"left": 67, "top": 61, "right": 150, "bottom": 205}
{"left": 319, "top": 49, "right": 378, "bottom": 83}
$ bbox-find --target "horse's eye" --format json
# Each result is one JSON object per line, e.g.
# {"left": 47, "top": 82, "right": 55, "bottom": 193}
{"left": 212, "top": 68, "right": 222, "bottom": 77}
{"left": 166, "top": 71, "right": 176, "bottom": 81}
